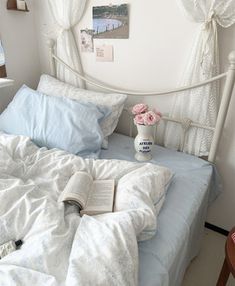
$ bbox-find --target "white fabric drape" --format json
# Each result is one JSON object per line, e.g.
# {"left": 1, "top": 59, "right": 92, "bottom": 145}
{"left": 164, "top": 0, "right": 235, "bottom": 156}
{"left": 48, "top": 0, "right": 87, "bottom": 88}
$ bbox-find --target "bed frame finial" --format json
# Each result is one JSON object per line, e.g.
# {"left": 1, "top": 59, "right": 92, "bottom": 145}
{"left": 47, "top": 39, "right": 56, "bottom": 76}
{"left": 229, "top": 51, "right": 235, "bottom": 69}
{"left": 47, "top": 39, "right": 55, "bottom": 49}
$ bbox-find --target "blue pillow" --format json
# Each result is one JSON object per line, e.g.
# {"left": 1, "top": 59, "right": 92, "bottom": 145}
{"left": 0, "top": 85, "right": 110, "bottom": 158}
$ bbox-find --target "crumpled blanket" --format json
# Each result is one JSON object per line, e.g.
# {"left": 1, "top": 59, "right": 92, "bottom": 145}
{"left": 0, "top": 132, "right": 172, "bottom": 286}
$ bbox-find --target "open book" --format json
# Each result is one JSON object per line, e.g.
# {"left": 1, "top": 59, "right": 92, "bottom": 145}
{"left": 58, "top": 171, "right": 115, "bottom": 216}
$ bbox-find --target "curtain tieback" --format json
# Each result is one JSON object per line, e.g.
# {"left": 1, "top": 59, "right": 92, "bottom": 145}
{"left": 201, "top": 10, "right": 218, "bottom": 70}
{"left": 58, "top": 26, "right": 72, "bottom": 36}
{"left": 44, "top": 24, "right": 73, "bottom": 39}
{"left": 204, "top": 10, "right": 216, "bottom": 30}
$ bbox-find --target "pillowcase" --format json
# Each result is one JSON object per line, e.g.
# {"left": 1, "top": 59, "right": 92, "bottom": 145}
{"left": 37, "top": 74, "right": 127, "bottom": 149}
{"left": 0, "top": 85, "right": 110, "bottom": 158}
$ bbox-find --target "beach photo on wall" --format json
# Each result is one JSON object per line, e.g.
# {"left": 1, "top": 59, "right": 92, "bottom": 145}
{"left": 93, "top": 4, "right": 129, "bottom": 39}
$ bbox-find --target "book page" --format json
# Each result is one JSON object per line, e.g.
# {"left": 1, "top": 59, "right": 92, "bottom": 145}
{"left": 83, "top": 180, "right": 115, "bottom": 214}
{"left": 58, "top": 172, "right": 93, "bottom": 209}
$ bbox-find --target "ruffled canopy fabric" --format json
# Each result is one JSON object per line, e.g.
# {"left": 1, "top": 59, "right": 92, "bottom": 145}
{"left": 164, "top": 0, "right": 235, "bottom": 156}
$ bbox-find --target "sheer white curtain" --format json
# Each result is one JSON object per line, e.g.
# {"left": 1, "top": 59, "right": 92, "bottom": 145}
{"left": 164, "top": 0, "right": 235, "bottom": 156}
{"left": 48, "top": 0, "right": 87, "bottom": 88}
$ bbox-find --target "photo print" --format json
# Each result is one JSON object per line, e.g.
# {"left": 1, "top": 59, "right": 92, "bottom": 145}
{"left": 80, "top": 29, "right": 94, "bottom": 53}
{"left": 93, "top": 4, "right": 129, "bottom": 39}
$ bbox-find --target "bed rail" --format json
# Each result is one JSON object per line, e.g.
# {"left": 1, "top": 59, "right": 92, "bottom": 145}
{"left": 47, "top": 40, "right": 235, "bottom": 163}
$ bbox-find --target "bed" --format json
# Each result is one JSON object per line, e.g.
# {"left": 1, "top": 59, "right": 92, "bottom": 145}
{"left": 101, "top": 132, "right": 219, "bottom": 286}
{"left": 0, "top": 132, "right": 216, "bottom": 286}
{"left": 0, "top": 47, "right": 234, "bottom": 285}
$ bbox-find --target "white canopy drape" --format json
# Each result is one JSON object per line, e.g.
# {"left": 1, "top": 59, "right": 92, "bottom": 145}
{"left": 48, "top": 0, "right": 87, "bottom": 88}
{"left": 164, "top": 0, "right": 235, "bottom": 156}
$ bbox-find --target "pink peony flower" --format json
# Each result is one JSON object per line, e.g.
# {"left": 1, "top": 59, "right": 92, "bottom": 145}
{"left": 143, "top": 111, "right": 161, "bottom": 126}
{"left": 132, "top": 103, "right": 162, "bottom": 126}
{"left": 134, "top": 114, "right": 145, "bottom": 125}
{"left": 132, "top": 103, "right": 148, "bottom": 115}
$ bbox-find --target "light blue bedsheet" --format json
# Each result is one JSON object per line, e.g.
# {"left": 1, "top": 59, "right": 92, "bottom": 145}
{"left": 100, "top": 133, "right": 221, "bottom": 286}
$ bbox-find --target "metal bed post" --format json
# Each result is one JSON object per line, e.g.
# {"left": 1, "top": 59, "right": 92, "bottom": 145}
{"left": 208, "top": 51, "right": 235, "bottom": 163}
{"left": 47, "top": 39, "right": 56, "bottom": 77}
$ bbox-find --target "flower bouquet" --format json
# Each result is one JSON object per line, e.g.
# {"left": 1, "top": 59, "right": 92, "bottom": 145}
{"left": 132, "top": 103, "right": 162, "bottom": 125}
{"left": 132, "top": 103, "right": 162, "bottom": 161}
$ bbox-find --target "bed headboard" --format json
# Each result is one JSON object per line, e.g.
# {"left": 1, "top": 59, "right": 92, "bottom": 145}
{"left": 47, "top": 40, "right": 235, "bottom": 164}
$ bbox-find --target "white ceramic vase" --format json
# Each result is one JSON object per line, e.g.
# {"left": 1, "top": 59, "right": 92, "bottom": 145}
{"left": 134, "top": 124, "right": 154, "bottom": 161}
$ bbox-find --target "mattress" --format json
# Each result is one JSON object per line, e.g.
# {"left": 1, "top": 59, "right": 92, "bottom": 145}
{"left": 100, "top": 133, "right": 220, "bottom": 286}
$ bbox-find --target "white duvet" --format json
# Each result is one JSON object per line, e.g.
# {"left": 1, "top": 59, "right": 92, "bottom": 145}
{"left": 0, "top": 133, "right": 172, "bottom": 286}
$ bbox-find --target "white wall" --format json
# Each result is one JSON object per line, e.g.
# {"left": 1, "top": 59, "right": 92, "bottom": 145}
{"left": 3, "top": 0, "right": 235, "bottom": 230}
{"left": 0, "top": 0, "right": 41, "bottom": 112}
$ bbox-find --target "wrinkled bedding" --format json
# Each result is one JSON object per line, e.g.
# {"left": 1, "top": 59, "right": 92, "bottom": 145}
{"left": 100, "top": 133, "right": 218, "bottom": 286}
{"left": 0, "top": 132, "right": 172, "bottom": 286}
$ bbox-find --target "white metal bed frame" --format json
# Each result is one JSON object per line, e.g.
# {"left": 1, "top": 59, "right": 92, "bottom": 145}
{"left": 47, "top": 40, "right": 235, "bottom": 164}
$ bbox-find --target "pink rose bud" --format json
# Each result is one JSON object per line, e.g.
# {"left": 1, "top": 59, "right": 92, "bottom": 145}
{"left": 132, "top": 103, "right": 148, "bottom": 115}
{"left": 134, "top": 114, "right": 145, "bottom": 125}
{"left": 143, "top": 111, "right": 160, "bottom": 125}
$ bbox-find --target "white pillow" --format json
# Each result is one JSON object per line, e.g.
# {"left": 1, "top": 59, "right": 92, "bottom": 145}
{"left": 37, "top": 74, "right": 127, "bottom": 149}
